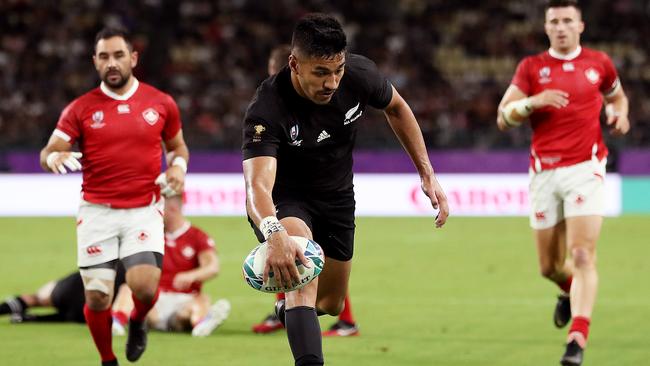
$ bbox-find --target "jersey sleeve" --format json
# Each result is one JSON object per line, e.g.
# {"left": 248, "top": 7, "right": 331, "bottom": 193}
{"left": 510, "top": 57, "right": 531, "bottom": 95}
{"left": 192, "top": 228, "right": 216, "bottom": 253}
{"left": 599, "top": 52, "right": 620, "bottom": 96}
{"left": 241, "top": 94, "right": 284, "bottom": 160}
{"left": 54, "top": 100, "right": 82, "bottom": 144}
{"left": 358, "top": 56, "right": 393, "bottom": 109}
{"left": 162, "top": 94, "right": 182, "bottom": 141}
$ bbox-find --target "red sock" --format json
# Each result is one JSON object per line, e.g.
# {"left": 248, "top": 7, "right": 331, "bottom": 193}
{"left": 112, "top": 310, "right": 128, "bottom": 326}
{"left": 569, "top": 316, "right": 591, "bottom": 340}
{"left": 83, "top": 305, "right": 116, "bottom": 362}
{"left": 558, "top": 276, "right": 573, "bottom": 294}
{"left": 276, "top": 292, "right": 285, "bottom": 301}
{"left": 130, "top": 288, "right": 159, "bottom": 322}
{"left": 338, "top": 296, "right": 355, "bottom": 324}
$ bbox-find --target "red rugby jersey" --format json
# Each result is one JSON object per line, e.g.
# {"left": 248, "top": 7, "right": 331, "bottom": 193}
{"left": 511, "top": 47, "right": 619, "bottom": 171}
{"left": 54, "top": 79, "right": 182, "bottom": 208}
{"left": 160, "top": 223, "right": 216, "bottom": 294}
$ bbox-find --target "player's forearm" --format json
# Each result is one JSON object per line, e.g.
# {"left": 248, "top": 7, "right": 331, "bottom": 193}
{"left": 246, "top": 184, "right": 277, "bottom": 225}
{"left": 606, "top": 90, "right": 629, "bottom": 117}
{"left": 166, "top": 144, "right": 190, "bottom": 170}
{"left": 384, "top": 104, "right": 434, "bottom": 179}
{"left": 39, "top": 147, "right": 53, "bottom": 172}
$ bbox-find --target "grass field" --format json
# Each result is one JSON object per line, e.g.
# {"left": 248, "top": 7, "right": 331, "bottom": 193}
{"left": 0, "top": 216, "right": 648, "bottom": 365}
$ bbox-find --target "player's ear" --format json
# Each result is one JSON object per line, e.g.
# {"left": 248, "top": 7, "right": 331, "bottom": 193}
{"left": 289, "top": 54, "right": 299, "bottom": 74}
{"left": 130, "top": 50, "right": 139, "bottom": 68}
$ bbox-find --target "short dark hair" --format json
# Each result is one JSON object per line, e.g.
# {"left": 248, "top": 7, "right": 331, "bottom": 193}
{"left": 94, "top": 27, "right": 133, "bottom": 53}
{"left": 546, "top": 0, "right": 581, "bottom": 12}
{"left": 291, "top": 13, "right": 347, "bottom": 59}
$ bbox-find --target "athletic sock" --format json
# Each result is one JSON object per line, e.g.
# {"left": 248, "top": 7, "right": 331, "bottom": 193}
{"left": 558, "top": 276, "right": 573, "bottom": 294}
{"left": 83, "top": 305, "right": 116, "bottom": 362}
{"left": 277, "top": 292, "right": 286, "bottom": 301}
{"left": 130, "top": 288, "right": 159, "bottom": 322}
{"left": 0, "top": 296, "right": 27, "bottom": 315}
{"left": 112, "top": 310, "right": 128, "bottom": 326}
{"left": 338, "top": 296, "right": 355, "bottom": 324}
{"left": 286, "top": 306, "right": 324, "bottom": 366}
{"left": 569, "top": 316, "right": 591, "bottom": 341}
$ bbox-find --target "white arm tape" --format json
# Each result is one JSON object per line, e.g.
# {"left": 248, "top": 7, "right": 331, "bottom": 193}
{"left": 502, "top": 98, "right": 533, "bottom": 127}
{"left": 259, "top": 216, "right": 285, "bottom": 240}
{"left": 172, "top": 156, "right": 188, "bottom": 173}
{"left": 46, "top": 152, "right": 59, "bottom": 168}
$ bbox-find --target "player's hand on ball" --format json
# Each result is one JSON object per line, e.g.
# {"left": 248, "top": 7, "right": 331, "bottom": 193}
{"left": 165, "top": 165, "right": 185, "bottom": 194}
{"left": 530, "top": 89, "right": 569, "bottom": 109}
{"left": 46, "top": 151, "right": 83, "bottom": 174}
{"left": 264, "top": 231, "right": 311, "bottom": 288}
{"left": 172, "top": 272, "right": 194, "bottom": 291}
{"left": 422, "top": 174, "right": 449, "bottom": 228}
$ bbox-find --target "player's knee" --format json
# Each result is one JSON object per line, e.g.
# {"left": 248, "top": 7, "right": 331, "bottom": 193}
{"left": 571, "top": 247, "right": 594, "bottom": 268}
{"left": 85, "top": 290, "right": 110, "bottom": 311}
{"left": 130, "top": 283, "right": 158, "bottom": 304}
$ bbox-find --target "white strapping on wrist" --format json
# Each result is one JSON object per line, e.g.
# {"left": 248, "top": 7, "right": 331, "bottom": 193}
{"left": 502, "top": 98, "right": 533, "bottom": 127}
{"left": 259, "top": 216, "right": 285, "bottom": 240}
{"left": 172, "top": 156, "right": 188, "bottom": 173}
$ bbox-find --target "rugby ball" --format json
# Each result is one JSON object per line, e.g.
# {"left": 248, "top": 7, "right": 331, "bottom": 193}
{"left": 243, "top": 236, "right": 325, "bottom": 293}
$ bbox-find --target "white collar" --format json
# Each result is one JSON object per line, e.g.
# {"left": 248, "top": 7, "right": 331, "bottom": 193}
{"left": 548, "top": 46, "right": 582, "bottom": 61}
{"left": 165, "top": 221, "right": 191, "bottom": 241}
{"left": 100, "top": 78, "right": 139, "bottom": 101}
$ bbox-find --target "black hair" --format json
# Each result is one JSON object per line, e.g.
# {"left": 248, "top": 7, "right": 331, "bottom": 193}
{"left": 94, "top": 27, "right": 133, "bottom": 53}
{"left": 546, "top": 0, "right": 581, "bottom": 12}
{"left": 291, "top": 13, "right": 347, "bottom": 59}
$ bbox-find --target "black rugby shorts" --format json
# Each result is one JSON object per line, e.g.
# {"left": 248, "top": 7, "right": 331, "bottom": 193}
{"left": 247, "top": 187, "right": 355, "bottom": 261}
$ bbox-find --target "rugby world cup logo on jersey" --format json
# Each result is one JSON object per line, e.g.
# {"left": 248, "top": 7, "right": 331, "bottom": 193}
{"left": 538, "top": 67, "right": 551, "bottom": 84}
{"left": 289, "top": 124, "right": 302, "bottom": 146}
{"left": 585, "top": 68, "right": 600, "bottom": 84}
{"left": 90, "top": 110, "right": 105, "bottom": 129}
{"left": 142, "top": 108, "right": 159, "bottom": 125}
{"left": 344, "top": 102, "right": 363, "bottom": 125}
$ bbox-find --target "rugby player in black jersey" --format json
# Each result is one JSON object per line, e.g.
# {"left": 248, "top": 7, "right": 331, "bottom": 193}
{"left": 242, "top": 13, "right": 449, "bottom": 365}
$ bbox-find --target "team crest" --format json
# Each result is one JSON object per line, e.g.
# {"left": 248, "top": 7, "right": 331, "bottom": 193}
{"left": 142, "top": 108, "right": 159, "bottom": 125}
{"left": 182, "top": 246, "right": 195, "bottom": 259}
{"left": 538, "top": 67, "right": 551, "bottom": 83}
{"left": 584, "top": 68, "right": 600, "bottom": 84}
{"left": 90, "top": 110, "right": 105, "bottom": 129}
{"left": 252, "top": 124, "right": 266, "bottom": 142}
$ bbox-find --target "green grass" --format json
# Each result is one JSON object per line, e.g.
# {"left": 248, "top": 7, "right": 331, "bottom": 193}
{"left": 0, "top": 216, "right": 648, "bottom": 365}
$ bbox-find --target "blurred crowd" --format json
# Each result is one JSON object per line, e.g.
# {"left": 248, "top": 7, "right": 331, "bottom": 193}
{"left": 1, "top": 0, "right": 649, "bottom": 152}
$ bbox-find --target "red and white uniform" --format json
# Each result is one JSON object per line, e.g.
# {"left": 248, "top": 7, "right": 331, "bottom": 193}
{"left": 159, "top": 222, "right": 216, "bottom": 294}
{"left": 55, "top": 79, "right": 182, "bottom": 208}
{"left": 511, "top": 46, "right": 619, "bottom": 172}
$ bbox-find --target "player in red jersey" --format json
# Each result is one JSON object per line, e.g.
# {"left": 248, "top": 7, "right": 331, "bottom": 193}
{"left": 39, "top": 27, "right": 189, "bottom": 366}
{"left": 497, "top": 1, "right": 629, "bottom": 365}
{"left": 111, "top": 193, "right": 229, "bottom": 337}
{"left": 251, "top": 44, "right": 360, "bottom": 337}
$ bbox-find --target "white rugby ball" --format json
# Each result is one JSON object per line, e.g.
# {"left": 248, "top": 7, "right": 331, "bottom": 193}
{"left": 243, "top": 236, "right": 325, "bottom": 293}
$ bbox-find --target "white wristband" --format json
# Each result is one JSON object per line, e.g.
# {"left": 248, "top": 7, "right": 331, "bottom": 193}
{"left": 172, "top": 156, "right": 188, "bottom": 173}
{"left": 259, "top": 216, "right": 285, "bottom": 240}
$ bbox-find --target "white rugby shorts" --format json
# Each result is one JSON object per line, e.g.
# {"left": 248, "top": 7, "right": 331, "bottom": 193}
{"left": 529, "top": 159, "right": 606, "bottom": 230}
{"left": 77, "top": 198, "right": 164, "bottom": 267}
{"left": 150, "top": 291, "right": 195, "bottom": 331}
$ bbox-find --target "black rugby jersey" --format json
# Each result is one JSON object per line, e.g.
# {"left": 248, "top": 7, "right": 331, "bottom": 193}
{"left": 242, "top": 53, "right": 393, "bottom": 193}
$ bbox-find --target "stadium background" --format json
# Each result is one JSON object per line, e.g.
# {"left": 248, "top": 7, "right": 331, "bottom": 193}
{"left": 0, "top": 1, "right": 648, "bottom": 365}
